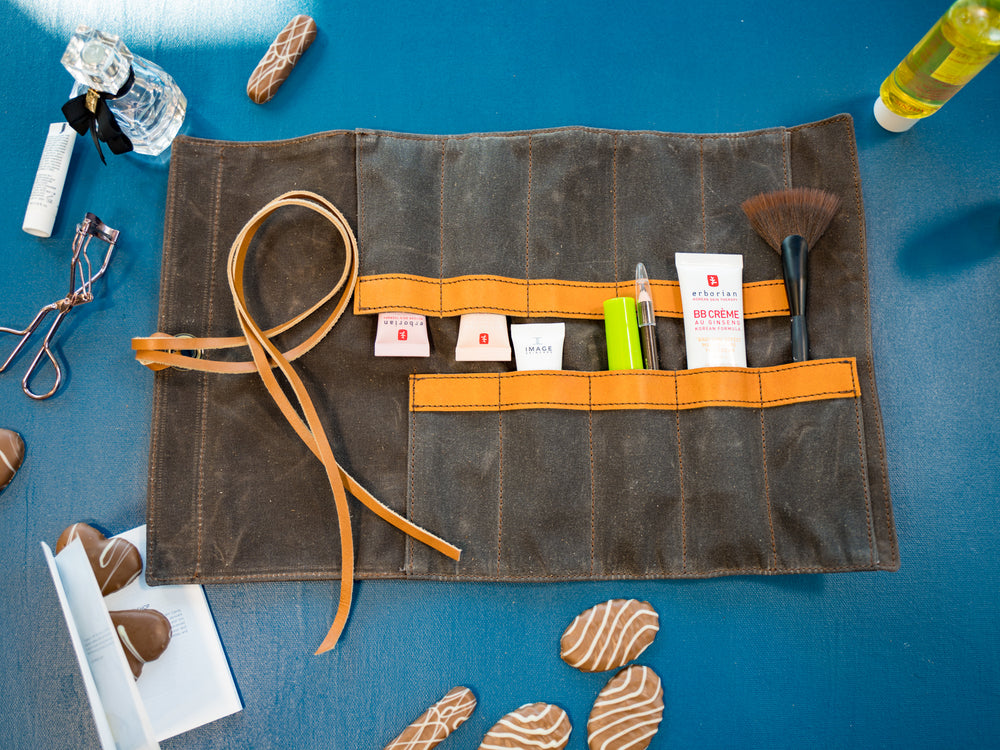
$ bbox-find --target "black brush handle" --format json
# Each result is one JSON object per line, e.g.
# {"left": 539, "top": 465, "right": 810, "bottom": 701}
{"left": 781, "top": 235, "right": 809, "bottom": 362}
{"left": 789, "top": 315, "right": 809, "bottom": 363}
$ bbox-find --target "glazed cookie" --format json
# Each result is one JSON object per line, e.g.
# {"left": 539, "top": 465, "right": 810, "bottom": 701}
{"left": 587, "top": 666, "right": 664, "bottom": 750}
{"left": 560, "top": 599, "right": 659, "bottom": 672}
{"left": 0, "top": 428, "right": 25, "bottom": 492}
{"left": 246, "top": 15, "right": 317, "bottom": 104}
{"left": 479, "top": 703, "right": 571, "bottom": 749}
{"left": 56, "top": 523, "right": 143, "bottom": 595}
{"left": 383, "top": 686, "right": 477, "bottom": 749}
{"left": 110, "top": 609, "right": 172, "bottom": 679}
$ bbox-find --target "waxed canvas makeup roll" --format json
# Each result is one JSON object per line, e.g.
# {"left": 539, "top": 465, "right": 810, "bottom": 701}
{"left": 142, "top": 115, "right": 898, "bottom": 586}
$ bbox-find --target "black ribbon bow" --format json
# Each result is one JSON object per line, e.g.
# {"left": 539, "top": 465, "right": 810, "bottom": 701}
{"left": 61, "top": 67, "right": 135, "bottom": 164}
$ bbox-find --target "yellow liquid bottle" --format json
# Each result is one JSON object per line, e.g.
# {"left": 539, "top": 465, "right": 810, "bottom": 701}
{"left": 875, "top": 0, "right": 1000, "bottom": 131}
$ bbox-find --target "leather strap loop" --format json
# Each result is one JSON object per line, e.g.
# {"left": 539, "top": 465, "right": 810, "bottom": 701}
{"left": 133, "top": 191, "right": 460, "bottom": 654}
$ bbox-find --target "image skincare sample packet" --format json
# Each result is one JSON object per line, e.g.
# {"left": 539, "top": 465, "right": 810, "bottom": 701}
{"left": 510, "top": 323, "right": 565, "bottom": 370}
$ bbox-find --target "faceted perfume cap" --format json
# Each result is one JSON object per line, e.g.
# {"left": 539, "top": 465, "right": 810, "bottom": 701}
{"left": 61, "top": 25, "right": 134, "bottom": 93}
{"left": 603, "top": 297, "right": 643, "bottom": 371}
{"left": 874, "top": 96, "right": 918, "bottom": 132}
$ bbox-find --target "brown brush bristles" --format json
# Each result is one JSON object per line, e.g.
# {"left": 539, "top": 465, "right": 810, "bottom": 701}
{"left": 741, "top": 187, "right": 842, "bottom": 253}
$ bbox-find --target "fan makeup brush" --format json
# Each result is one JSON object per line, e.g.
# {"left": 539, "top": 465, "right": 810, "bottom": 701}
{"left": 741, "top": 187, "right": 841, "bottom": 362}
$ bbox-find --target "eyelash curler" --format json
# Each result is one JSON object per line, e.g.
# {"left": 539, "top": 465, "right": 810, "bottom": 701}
{"left": 1, "top": 213, "right": 120, "bottom": 400}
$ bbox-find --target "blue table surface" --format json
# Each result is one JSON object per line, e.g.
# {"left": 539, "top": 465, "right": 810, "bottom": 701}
{"left": 1, "top": 1, "right": 998, "bottom": 748}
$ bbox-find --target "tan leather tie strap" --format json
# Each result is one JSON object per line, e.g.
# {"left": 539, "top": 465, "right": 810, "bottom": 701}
{"left": 132, "top": 192, "right": 354, "bottom": 373}
{"left": 133, "top": 191, "right": 460, "bottom": 654}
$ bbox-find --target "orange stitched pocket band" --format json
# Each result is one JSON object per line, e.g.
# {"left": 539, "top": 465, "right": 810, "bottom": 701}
{"left": 355, "top": 273, "right": 789, "bottom": 320}
{"left": 410, "top": 358, "right": 860, "bottom": 412}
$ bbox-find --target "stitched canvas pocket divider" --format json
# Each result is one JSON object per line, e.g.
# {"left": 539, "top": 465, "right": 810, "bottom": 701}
{"left": 405, "top": 360, "right": 880, "bottom": 580}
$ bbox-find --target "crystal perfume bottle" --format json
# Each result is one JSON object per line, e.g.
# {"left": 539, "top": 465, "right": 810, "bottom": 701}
{"left": 61, "top": 26, "right": 186, "bottom": 157}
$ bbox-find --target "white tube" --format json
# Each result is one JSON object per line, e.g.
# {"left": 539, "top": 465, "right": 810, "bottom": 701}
{"left": 374, "top": 312, "right": 430, "bottom": 357}
{"left": 510, "top": 323, "right": 565, "bottom": 370}
{"left": 455, "top": 314, "right": 511, "bottom": 361}
{"left": 675, "top": 252, "right": 747, "bottom": 368}
{"left": 23, "top": 123, "right": 76, "bottom": 238}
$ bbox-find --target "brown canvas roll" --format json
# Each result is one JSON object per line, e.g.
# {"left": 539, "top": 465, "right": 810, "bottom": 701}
{"left": 138, "top": 116, "right": 897, "bottom": 589}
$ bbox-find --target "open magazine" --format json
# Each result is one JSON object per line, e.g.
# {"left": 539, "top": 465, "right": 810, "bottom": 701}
{"left": 42, "top": 525, "right": 242, "bottom": 750}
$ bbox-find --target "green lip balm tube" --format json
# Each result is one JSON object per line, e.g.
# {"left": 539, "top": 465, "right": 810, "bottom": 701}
{"left": 603, "top": 296, "right": 644, "bottom": 371}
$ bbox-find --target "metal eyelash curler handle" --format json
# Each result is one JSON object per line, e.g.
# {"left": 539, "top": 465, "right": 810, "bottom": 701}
{"left": 0, "top": 213, "right": 120, "bottom": 400}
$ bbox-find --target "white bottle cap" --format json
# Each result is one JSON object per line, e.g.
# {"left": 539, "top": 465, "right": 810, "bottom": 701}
{"left": 22, "top": 204, "right": 56, "bottom": 237}
{"left": 874, "top": 96, "right": 919, "bottom": 132}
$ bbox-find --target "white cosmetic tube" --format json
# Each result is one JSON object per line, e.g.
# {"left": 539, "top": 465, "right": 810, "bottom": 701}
{"left": 510, "top": 323, "right": 565, "bottom": 370}
{"left": 455, "top": 314, "right": 511, "bottom": 361}
{"left": 675, "top": 252, "right": 747, "bottom": 368}
{"left": 23, "top": 123, "right": 76, "bottom": 238}
{"left": 374, "top": 312, "right": 431, "bottom": 357}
